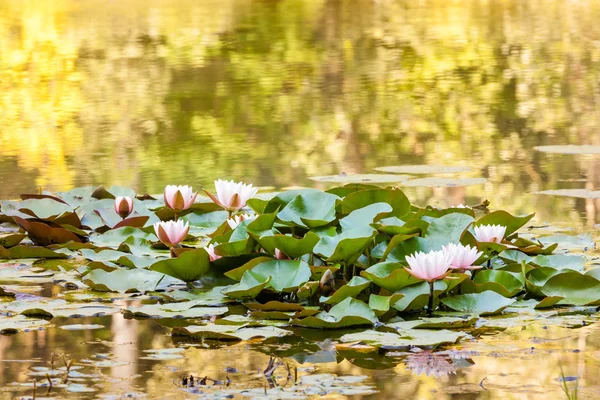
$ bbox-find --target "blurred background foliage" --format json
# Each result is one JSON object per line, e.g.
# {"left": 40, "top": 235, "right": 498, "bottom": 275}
{"left": 0, "top": 0, "right": 599, "bottom": 226}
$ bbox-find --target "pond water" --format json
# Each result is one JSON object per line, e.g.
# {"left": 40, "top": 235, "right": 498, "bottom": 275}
{"left": 1, "top": 0, "right": 600, "bottom": 399}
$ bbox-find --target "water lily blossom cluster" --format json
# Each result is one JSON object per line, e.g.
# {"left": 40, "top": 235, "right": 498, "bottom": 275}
{"left": 154, "top": 220, "right": 190, "bottom": 248}
{"left": 227, "top": 214, "right": 256, "bottom": 229}
{"left": 473, "top": 224, "right": 506, "bottom": 243}
{"left": 442, "top": 243, "right": 483, "bottom": 270}
{"left": 405, "top": 250, "right": 453, "bottom": 282}
{"left": 164, "top": 185, "right": 198, "bottom": 213}
{"left": 206, "top": 179, "right": 259, "bottom": 212}
{"left": 114, "top": 196, "right": 133, "bottom": 219}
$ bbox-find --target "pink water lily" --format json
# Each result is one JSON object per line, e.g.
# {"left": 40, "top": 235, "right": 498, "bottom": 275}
{"left": 227, "top": 214, "right": 256, "bottom": 230}
{"left": 164, "top": 185, "right": 198, "bottom": 213}
{"left": 205, "top": 179, "right": 258, "bottom": 212}
{"left": 405, "top": 250, "right": 452, "bottom": 282}
{"left": 114, "top": 196, "right": 134, "bottom": 219}
{"left": 473, "top": 224, "right": 506, "bottom": 243}
{"left": 274, "top": 248, "right": 289, "bottom": 260}
{"left": 153, "top": 220, "right": 190, "bottom": 248}
{"left": 205, "top": 243, "right": 221, "bottom": 262}
{"left": 442, "top": 243, "right": 483, "bottom": 270}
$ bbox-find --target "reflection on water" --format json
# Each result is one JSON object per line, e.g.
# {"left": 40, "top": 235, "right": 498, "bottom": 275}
{"left": 1, "top": 0, "right": 600, "bottom": 398}
{"left": 1, "top": 0, "right": 600, "bottom": 226}
{"left": 0, "top": 314, "right": 599, "bottom": 399}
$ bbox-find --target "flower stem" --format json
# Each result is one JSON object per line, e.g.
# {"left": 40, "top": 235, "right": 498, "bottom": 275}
{"left": 427, "top": 281, "right": 435, "bottom": 316}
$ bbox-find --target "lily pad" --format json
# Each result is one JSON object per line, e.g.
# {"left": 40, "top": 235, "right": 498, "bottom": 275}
{"left": 149, "top": 249, "right": 211, "bottom": 283}
{"left": 310, "top": 174, "right": 411, "bottom": 184}
{"left": 541, "top": 271, "right": 600, "bottom": 305}
{"left": 248, "top": 259, "right": 312, "bottom": 292}
{"left": 375, "top": 165, "right": 472, "bottom": 174}
{"left": 291, "top": 298, "right": 377, "bottom": 329}
{"left": 319, "top": 276, "right": 371, "bottom": 305}
{"left": 368, "top": 293, "right": 405, "bottom": 316}
{"left": 340, "top": 329, "right": 466, "bottom": 349}
{"left": 314, "top": 227, "right": 377, "bottom": 263}
{"left": 342, "top": 189, "right": 411, "bottom": 219}
{"left": 83, "top": 268, "right": 177, "bottom": 293}
{"left": 361, "top": 262, "right": 421, "bottom": 292}
{"left": 122, "top": 302, "right": 228, "bottom": 319}
{"left": 0, "top": 315, "right": 51, "bottom": 334}
{"left": 339, "top": 203, "right": 393, "bottom": 231}
{"left": 441, "top": 291, "right": 515, "bottom": 315}
{"left": 172, "top": 324, "right": 291, "bottom": 341}
{"left": 402, "top": 177, "right": 487, "bottom": 187}
{"left": 277, "top": 191, "right": 339, "bottom": 228}
{"left": 535, "top": 189, "right": 600, "bottom": 199}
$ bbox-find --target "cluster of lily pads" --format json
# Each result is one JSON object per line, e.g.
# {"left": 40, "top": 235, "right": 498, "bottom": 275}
{"left": 0, "top": 180, "right": 597, "bottom": 341}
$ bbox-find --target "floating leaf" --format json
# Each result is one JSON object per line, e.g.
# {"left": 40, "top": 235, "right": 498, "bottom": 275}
{"left": 172, "top": 324, "right": 291, "bottom": 341}
{"left": 342, "top": 189, "right": 410, "bottom": 219}
{"left": 314, "top": 227, "right": 377, "bottom": 263}
{"left": 361, "top": 262, "right": 421, "bottom": 292}
{"left": 248, "top": 259, "right": 312, "bottom": 292}
{"left": 310, "top": 174, "right": 411, "bottom": 184}
{"left": 441, "top": 291, "right": 515, "bottom": 315}
{"left": 319, "top": 276, "right": 371, "bottom": 305}
{"left": 541, "top": 271, "right": 600, "bottom": 305}
{"left": 368, "top": 293, "right": 405, "bottom": 316}
{"left": 375, "top": 165, "right": 472, "bottom": 174}
{"left": 0, "top": 245, "right": 68, "bottom": 259}
{"left": 149, "top": 249, "right": 211, "bottom": 283}
{"left": 0, "top": 315, "right": 51, "bottom": 334}
{"left": 222, "top": 272, "right": 272, "bottom": 299}
{"left": 402, "top": 177, "right": 487, "bottom": 187}
{"left": 122, "top": 302, "right": 228, "bottom": 319}
{"left": 474, "top": 210, "right": 534, "bottom": 236}
{"left": 256, "top": 232, "right": 320, "bottom": 259}
{"left": 460, "top": 270, "right": 524, "bottom": 297}
{"left": 339, "top": 203, "right": 393, "bottom": 231}
{"left": 535, "top": 189, "right": 600, "bottom": 199}
{"left": 291, "top": 298, "right": 377, "bottom": 329}
{"left": 277, "top": 191, "right": 339, "bottom": 228}
{"left": 13, "top": 217, "right": 83, "bottom": 245}
{"left": 340, "top": 329, "right": 466, "bottom": 349}
{"left": 393, "top": 281, "right": 447, "bottom": 312}
{"left": 0, "top": 233, "right": 26, "bottom": 248}
{"left": 83, "top": 269, "right": 177, "bottom": 293}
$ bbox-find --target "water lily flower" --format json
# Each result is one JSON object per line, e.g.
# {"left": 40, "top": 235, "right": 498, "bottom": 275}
{"left": 205, "top": 179, "right": 259, "bottom": 212}
{"left": 114, "top": 196, "right": 133, "bottom": 219}
{"left": 226, "top": 214, "right": 256, "bottom": 230}
{"left": 164, "top": 185, "right": 198, "bottom": 213}
{"left": 405, "top": 250, "right": 453, "bottom": 282}
{"left": 405, "top": 250, "right": 452, "bottom": 316}
{"left": 473, "top": 224, "right": 506, "bottom": 243}
{"left": 205, "top": 243, "right": 221, "bottom": 262}
{"left": 442, "top": 243, "right": 483, "bottom": 270}
{"left": 153, "top": 220, "right": 190, "bottom": 248}
{"left": 274, "top": 248, "right": 289, "bottom": 260}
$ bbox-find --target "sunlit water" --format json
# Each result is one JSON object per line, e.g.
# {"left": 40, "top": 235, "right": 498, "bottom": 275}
{"left": 1, "top": 0, "right": 600, "bottom": 398}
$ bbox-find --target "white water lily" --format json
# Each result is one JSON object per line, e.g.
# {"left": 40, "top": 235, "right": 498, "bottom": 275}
{"left": 442, "top": 243, "right": 482, "bottom": 270}
{"left": 473, "top": 224, "right": 506, "bottom": 243}
{"left": 206, "top": 179, "right": 259, "bottom": 212}
{"left": 153, "top": 220, "right": 190, "bottom": 248}
{"left": 226, "top": 213, "right": 256, "bottom": 230}
{"left": 405, "top": 250, "right": 453, "bottom": 282}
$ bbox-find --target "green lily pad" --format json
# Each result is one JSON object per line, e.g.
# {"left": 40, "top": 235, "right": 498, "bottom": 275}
{"left": 256, "top": 232, "right": 320, "bottom": 259}
{"left": 309, "top": 174, "right": 411, "bottom": 184}
{"left": 0, "top": 245, "right": 68, "bottom": 260}
{"left": 541, "top": 271, "right": 600, "bottom": 305}
{"left": 122, "top": 302, "right": 228, "bottom": 319}
{"left": 392, "top": 281, "right": 447, "bottom": 312}
{"left": 368, "top": 293, "right": 405, "bottom": 316}
{"left": 0, "top": 299, "right": 120, "bottom": 318}
{"left": 222, "top": 272, "right": 272, "bottom": 299}
{"left": 532, "top": 254, "right": 586, "bottom": 271}
{"left": 342, "top": 189, "right": 410, "bottom": 219}
{"left": 319, "top": 276, "right": 371, "bottom": 305}
{"left": 535, "top": 189, "right": 600, "bottom": 199}
{"left": 291, "top": 298, "right": 377, "bottom": 329}
{"left": 172, "top": 324, "right": 291, "bottom": 341}
{"left": 339, "top": 203, "right": 393, "bottom": 231}
{"left": 402, "top": 177, "right": 487, "bottom": 187}
{"left": 213, "top": 220, "right": 256, "bottom": 257}
{"left": 361, "top": 262, "right": 421, "bottom": 292}
{"left": 314, "top": 227, "right": 377, "bottom": 263}
{"left": 277, "top": 191, "right": 339, "bottom": 228}
{"left": 149, "top": 249, "right": 211, "bottom": 283}
{"left": 441, "top": 291, "right": 515, "bottom": 315}
{"left": 83, "top": 268, "right": 177, "bottom": 293}
{"left": 89, "top": 227, "right": 156, "bottom": 248}
{"left": 0, "top": 234, "right": 26, "bottom": 248}
{"left": 474, "top": 210, "right": 534, "bottom": 236}
{"left": 460, "top": 270, "right": 524, "bottom": 297}
{"left": 249, "top": 259, "right": 312, "bottom": 292}
{"left": 18, "top": 198, "right": 75, "bottom": 221}
{"left": 375, "top": 165, "right": 472, "bottom": 174}
{"left": 340, "top": 329, "right": 466, "bottom": 349}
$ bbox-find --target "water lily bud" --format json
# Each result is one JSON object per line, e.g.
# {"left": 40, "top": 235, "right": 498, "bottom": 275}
{"left": 114, "top": 196, "right": 134, "bottom": 219}
{"left": 153, "top": 220, "right": 190, "bottom": 248}
{"left": 319, "top": 269, "right": 335, "bottom": 296}
{"left": 205, "top": 179, "right": 259, "bottom": 212}
{"left": 164, "top": 185, "right": 198, "bottom": 213}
